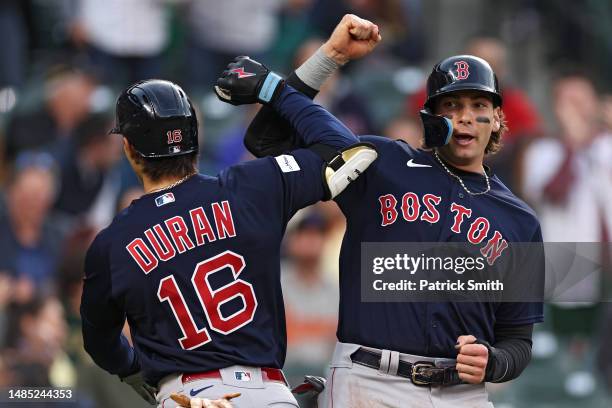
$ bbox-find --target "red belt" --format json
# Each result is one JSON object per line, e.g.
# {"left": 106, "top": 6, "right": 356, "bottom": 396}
{"left": 182, "top": 368, "right": 287, "bottom": 385}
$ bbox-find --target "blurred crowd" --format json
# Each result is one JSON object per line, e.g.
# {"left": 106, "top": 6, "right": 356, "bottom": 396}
{"left": 0, "top": 0, "right": 610, "bottom": 407}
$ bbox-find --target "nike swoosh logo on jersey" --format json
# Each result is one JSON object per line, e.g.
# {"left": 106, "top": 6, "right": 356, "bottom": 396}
{"left": 189, "top": 385, "right": 214, "bottom": 397}
{"left": 406, "top": 159, "right": 432, "bottom": 168}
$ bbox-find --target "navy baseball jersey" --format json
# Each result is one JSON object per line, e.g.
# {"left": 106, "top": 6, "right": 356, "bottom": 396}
{"left": 80, "top": 86, "right": 360, "bottom": 386}
{"left": 334, "top": 136, "right": 544, "bottom": 357}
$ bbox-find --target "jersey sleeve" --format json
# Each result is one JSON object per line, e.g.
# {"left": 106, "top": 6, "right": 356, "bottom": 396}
{"left": 245, "top": 72, "right": 318, "bottom": 157}
{"left": 271, "top": 85, "right": 360, "bottom": 150}
{"left": 80, "top": 232, "right": 139, "bottom": 377}
{"left": 495, "top": 223, "right": 545, "bottom": 326}
{"left": 220, "top": 148, "right": 326, "bottom": 224}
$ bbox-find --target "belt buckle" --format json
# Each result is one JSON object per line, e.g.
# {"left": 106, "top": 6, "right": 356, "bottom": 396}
{"left": 411, "top": 362, "right": 435, "bottom": 386}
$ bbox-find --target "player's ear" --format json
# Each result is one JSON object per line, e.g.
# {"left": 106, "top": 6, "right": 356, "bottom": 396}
{"left": 492, "top": 107, "right": 501, "bottom": 132}
{"left": 123, "top": 138, "right": 139, "bottom": 166}
{"left": 122, "top": 137, "right": 130, "bottom": 153}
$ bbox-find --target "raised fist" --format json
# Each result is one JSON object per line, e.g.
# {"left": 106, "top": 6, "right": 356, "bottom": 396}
{"left": 214, "top": 56, "right": 284, "bottom": 106}
{"left": 322, "top": 14, "right": 382, "bottom": 65}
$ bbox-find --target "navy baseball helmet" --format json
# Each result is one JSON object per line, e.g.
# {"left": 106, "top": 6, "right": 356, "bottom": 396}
{"left": 110, "top": 79, "right": 199, "bottom": 158}
{"left": 424, "top": 55, "right": 502, "bottom": 109}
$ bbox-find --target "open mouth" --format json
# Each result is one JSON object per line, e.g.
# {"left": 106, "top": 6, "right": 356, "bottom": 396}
{"left": 453, "top": 133, "right": 476, "bottom": 146}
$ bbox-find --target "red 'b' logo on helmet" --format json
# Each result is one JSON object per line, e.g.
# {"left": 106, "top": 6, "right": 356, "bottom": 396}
{"left": 454, "top": 61, "right": 470, "bottom": 80}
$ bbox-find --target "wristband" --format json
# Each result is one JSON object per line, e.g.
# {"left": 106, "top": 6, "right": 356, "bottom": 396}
{"left": 258, "top": 72, "right": 283, "bottom": 103}
{"left": 295, "top": 47, "right": 342, "bottom": 91}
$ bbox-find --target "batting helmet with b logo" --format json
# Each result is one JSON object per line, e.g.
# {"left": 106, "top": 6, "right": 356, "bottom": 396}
{"left": 424, "top": 55, "right": 502, "bottom": 109}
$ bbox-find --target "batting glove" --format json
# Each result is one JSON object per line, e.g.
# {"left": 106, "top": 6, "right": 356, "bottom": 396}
{"left": 214, "top": 56, "right": 284, "bottom": 106}
{"left": 121, "top": 371, "right": 157, "bottom": 405}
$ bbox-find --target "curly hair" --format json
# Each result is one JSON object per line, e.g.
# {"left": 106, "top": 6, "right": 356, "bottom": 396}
{"left": 485, "top": 110, "right": 507, "bottom": 155}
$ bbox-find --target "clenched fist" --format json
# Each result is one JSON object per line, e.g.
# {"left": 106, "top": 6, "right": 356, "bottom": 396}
{"left": 322, "top": 14, "right": 382, "bottom": 65}
{"left": 455, "top": 335, "right": 489, "bottom": 383}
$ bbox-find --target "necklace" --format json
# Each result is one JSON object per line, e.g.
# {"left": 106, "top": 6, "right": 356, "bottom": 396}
{"left": 148, "top": 173, "right": 195, "bottom": 195}
{"left": 433, "top": 151, "right": 490, "bottom": 196}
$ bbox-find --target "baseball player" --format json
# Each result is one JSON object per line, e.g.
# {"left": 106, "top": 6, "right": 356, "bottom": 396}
{"left": 243, "top": 28, "right": 545, "bottom": 407}
{"left": 80, "top": 16, "right": 381, "bottom": 408}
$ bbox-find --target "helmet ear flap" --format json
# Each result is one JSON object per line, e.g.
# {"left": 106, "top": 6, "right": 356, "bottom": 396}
{"left": 419, "top": 109, "right": 453, "bottom": 148}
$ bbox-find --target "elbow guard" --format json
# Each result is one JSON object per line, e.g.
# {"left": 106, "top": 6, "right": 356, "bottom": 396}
{"left": 311, "top": 143, "right": 377, "bottom": 200}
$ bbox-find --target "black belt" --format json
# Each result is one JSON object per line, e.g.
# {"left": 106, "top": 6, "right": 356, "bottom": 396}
{"left": 350, "top": 348, "right": 461, "bottom": 386}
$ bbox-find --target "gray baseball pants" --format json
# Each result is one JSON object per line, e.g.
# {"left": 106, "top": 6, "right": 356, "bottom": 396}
{"left": 157, "top": 365, "right": 298, "bottom": 408}
{"left": 317, "top": 342, "right": 495, "bottom": 408}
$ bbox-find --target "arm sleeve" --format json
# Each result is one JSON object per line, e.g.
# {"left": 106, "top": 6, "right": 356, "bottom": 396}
{"left": 245, "top": 72, "right": 318, "bottom": 157}
{"left": 485, "top": 324, "right": 534, "bottom": 383}
{"left": 80, "top": 234, "right": 139, "bottom": 378}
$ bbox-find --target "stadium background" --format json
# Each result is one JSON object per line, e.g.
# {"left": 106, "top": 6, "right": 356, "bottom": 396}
{"left": 0, "top": 0, "right": 610, "bottom": 406}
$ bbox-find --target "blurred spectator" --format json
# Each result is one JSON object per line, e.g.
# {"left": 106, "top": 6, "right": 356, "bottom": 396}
{"left": 316, "top": 200, "right": 346, "bottom": 281}
{"left": 521, "top": 73, "right": 611, "bottom": 242}
{"left": 603, "top": 94, "right": 612, "bottom": 133}
{"left": 4, "top": 67, "right": 96, "bottom": 162}
{"left": 56, "top": 242, "right": 142, "bottom": 408}
{"left": 465, "top": 37, "right": 543, "bottom": 143}
{"left": 68, "top": 0, "right": 175, "bottom": 86}
{"left": 2, "top": 296, "right": 70, "bottom": 387}
{"left": 54, "top": 114, "right": 122, "bottom": 231}
{"left": 534, "top": 0, "right": 612, "bottom": 91}
{"left": 384, "top": 113, "right": 422, "bottom": 148}
{"left": 269, "top": 0, "right": 317, "bottom": 72}
{"left": 281, "top": 210, "right": 338, "bottom": 387}
{"left": 208, "top": 105, "right": 259, "bottom": 172}
{"left": 183, "top": 0, "right": 284, "bottom": 91}
{"left": 521, "top": 73, "right": 611, "bottom": 336}
{"left": 0, "top": 152, "right": 64, "bottom": 296}
{"left": 0, "top": 0, "right": 28, "bottom": 89}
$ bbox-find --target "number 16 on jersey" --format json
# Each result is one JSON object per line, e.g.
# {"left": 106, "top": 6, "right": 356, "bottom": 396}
{"left": 157, "top": 250, "right": 258, "bottom": 350}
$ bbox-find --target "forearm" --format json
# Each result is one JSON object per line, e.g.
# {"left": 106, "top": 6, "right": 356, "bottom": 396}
{"left": 485, "top": 324, "right": 534, "bottom": 382}
{"left": 244, "top": 48, "right": 340, "bottom": 157}
{"left": 271, "top": 85, "right": 359, "bottom": 150}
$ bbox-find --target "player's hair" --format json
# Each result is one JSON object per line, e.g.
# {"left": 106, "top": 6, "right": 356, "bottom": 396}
{"left": 486, "top": 110, "right": 507, "bottom": 155}
{"left": 128, "top": 146, "right": 198, "bottom": 182}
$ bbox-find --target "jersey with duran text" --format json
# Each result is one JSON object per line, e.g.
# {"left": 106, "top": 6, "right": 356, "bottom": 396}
{"left": 81, "top": 152, "right": 325, "bottom": 386}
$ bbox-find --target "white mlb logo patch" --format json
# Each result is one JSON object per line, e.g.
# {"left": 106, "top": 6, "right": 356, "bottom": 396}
{"left": 155, "top": 192, "right": 175, "bottom": 207}
{"left": 274, "top": 155, "right": 300, "bottom": 173}
{"left": 234, "top": 371, "right": 251, "bottom": 381}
